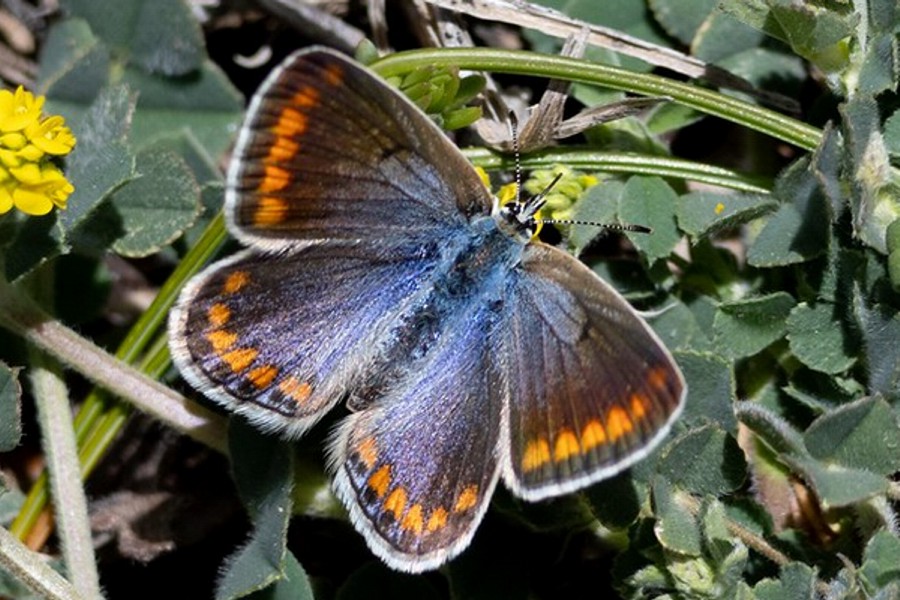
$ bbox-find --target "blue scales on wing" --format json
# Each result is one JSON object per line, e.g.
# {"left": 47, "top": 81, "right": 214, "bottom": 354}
{"left": 331, "top": 298, "right": 503, "bottom": 574}
{"left": 169, "top": 240, "right": 448, "bottom": 438}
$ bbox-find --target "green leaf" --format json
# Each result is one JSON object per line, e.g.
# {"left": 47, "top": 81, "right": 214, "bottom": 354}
{"left": 658, "top": 424, "right": 747, "bottom": 495}
{"left": 747, "top": 158, "right": 830, "bottom": 267}
{"left": 244, "top": 552, "right": 314, "bottom": 600}
{"left": 58, "top": 85, "right": 138, "bottom": 248}
{"left": 0, "top": 361, "right": 22, "bottom": 452}
{"left": 853, "top": 294, "right": 900, "bottom": 400}
{"left": 41, "top": 17, "right": 242, "bottom": 157}
{"left": 857, "top": 33, "right": 898, "bottom": 97}
{"left": 860, "top": 530, "right": 900, "bottom": 592}
{"left": 64, "top": 0, "right": 204, "bottom": 75}
{"left": 645, "top": 301, "right": 714, "bottom": 353}
{"left": 585, "top": 472, "right": 642, "bottom": 529}
{"left": 648, "top": 0, "right": 717, "bottom": 45}
{"left": 842, "top": 96, "right": 898, "bottom": 254}
{"left": 718, "top": 0, "right": 853, "bottom": 73}
{"left": 692, "top": 10, "right": 768, "bottom": 62}
{"left": 735, "top": 402, "right": 808, "bottom": 458}
{"left": 803, "top": 397, "right": 900, "bottom": 475}
{"left": 37, "top": 18, "right": 108, "bottom": 99}
{"left": 698, "top": 500, "right": 749, "bottom": 590}
{"left": 571, "top": 180, "right": 622, "bottom": 255}
{"left": 786, "top": 302, "right": 857, "bottom": 375}
{"left": 884, "top": 108, "right": 900, "bottom": 157}
{"left": 713, "top": 292, "right": 796, "bottom": 359}
{"left": 788, "top": 456, "right": 887, "bottom": 507}
{"left": 810, "top": 123, "right": 845, "bottom": 216}
{"left": 752, "top": 562, "right": 817, "bottom": 600}
{"left": 122, "top": 59, "right": 243, "bottom": 156}
{"left": 3, "top": 214, "right": 65, "bottom": 282}
{"left": 651, "top": 476, "right": 701, "bottom": 556}
{"left": 677, "top": 191, "right": 777, "bottom": 240}
{"left": 675, "top": 351, "right": 737, "bottom": 434}
{"left": 619, "top": 176, "right": 681, "bottom": 262}
{"left": 105, "top": 147, "right": 201, "bottom": 257}
{"left": 217, "top": 421, "right": 295, "bottom": 600}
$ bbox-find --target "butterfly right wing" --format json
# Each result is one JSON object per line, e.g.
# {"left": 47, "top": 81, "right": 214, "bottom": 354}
{"left": 169, "top": 242, "right": 443, "bottom": 438}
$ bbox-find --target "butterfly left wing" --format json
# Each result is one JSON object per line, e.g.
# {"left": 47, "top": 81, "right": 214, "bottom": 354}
{"left": 497, "top": 244, "right": 686, "bottom": 501}
{"left": 330, "top": 303, "right": 503, "bottom": 573}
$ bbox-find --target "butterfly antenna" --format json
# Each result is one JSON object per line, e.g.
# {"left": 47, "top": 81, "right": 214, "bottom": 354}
{"left": 508, "top": 112, "right": 523, "bottom": 206}
{"left": 530, "top": 173, "right": 652, "bottom": 234}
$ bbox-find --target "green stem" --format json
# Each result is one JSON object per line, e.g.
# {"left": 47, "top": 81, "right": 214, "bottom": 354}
{"left": 372, "top": 48, "right": 823, "bottom": 151}
{"left": 0, "top": 526, "right": 84, "bottom": 600}
{"left": 9, "top": 212, "right": 230, "bottom": 542}
{"left": 28, "top": 350, "right": 102, "bottom": 600}
{"left": 0, "top": 278, "right": 227, "bottom": 453}
{"left": 464, "top": 148, "right": 773, "bottom": 193}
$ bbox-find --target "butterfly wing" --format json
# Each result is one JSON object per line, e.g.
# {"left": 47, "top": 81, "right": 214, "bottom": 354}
{"left": 226, "top": 48, "right": 493, "bottom": 251}
{"left": 169, "top": 242, "right": 446, "bottom": 438}
{"left": 330, "top": 303, "right": 502, "bottom": 573}
{"left": 497, "top": 244, "right": 686, "bottom": 501}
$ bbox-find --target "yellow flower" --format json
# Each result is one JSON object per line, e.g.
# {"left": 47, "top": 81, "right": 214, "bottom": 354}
{"left": 0, "top": 86, "right": 75, "bottom": 216}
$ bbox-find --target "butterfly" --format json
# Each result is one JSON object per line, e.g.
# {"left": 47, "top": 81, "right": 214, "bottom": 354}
{"left": 168, "top": 47, "right": 686, "bottom": 573}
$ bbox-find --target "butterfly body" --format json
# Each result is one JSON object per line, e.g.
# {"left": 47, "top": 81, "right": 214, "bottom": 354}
{"left": 169, "top": 47, "right": 686, "bottom": 573}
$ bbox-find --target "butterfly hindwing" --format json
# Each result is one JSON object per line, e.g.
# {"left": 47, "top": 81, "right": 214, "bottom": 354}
{"left": 169, "top": 241, "right": 447, "bottom": 438}
{"left": 331, "top": 301, "right": 503, "bottom": 573}
{"left": 497, "top": 244, "right": 686, "bottom": 501}
{"left": 227, "top": 48, "right": 493, "bottom": 250}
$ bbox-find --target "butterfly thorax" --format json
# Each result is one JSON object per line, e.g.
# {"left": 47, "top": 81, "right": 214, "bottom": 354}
{"left": 347, "top": 217, "right": 522, "bottom": 410}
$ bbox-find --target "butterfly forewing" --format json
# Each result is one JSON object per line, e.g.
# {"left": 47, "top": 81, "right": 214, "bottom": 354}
{"left": 226, "top": 48, "right": 493, "bottom": 250}
{"left": 498, "top": 244, "right": 686, "bottom": 501}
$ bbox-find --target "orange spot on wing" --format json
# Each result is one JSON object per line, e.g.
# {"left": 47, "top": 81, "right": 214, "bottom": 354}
{"left": 630, "top": 393, "right": 647, "bottom": 420}
{"left": 521, "top": 438, "right": 551, "bottom": 472}
{"left": 553, "top": 429, "right": 581, "bottom": 462}
{"left": 207, "top": 303, "right": 230, "bottom": 328}
{"left": 272, "top": 107, "right": 307, "bottom": 138}
{"left": 258, "top": 165, "right": 292, "bottom": 193}
{"left": 221, "top": 347, "right": 258, "bottom": 373}
{"left": 253, "top": 196, "right": 289, "bottom": 226}
{"left": 292, "top": 86, "right": 319, "bottom": 108}
{"left": 649, "top": 366, "right": 670, "bottom": 392}
{"left": 715, "top": 202, "right": 725, "bottom": 215}
{"left": 223, "top": 271, "right": 249, "bottom": 294}
{"left": 247, "top": 364, "right": 278, "bottom": 389}
{"left": 605, "top": 407, "right": 633, "bottom": 441}
{"left": 323, "top": 64, "right": 344, "bottom": 87}
{"left": 453, "top": 485, "right": 478, "bottom": 513}
{"left": 367, "top": 465, "right": 391, "bottom": 498}
{"left": 205, "top": 329, "right": 237, "bottom": 353}
{"left": 266, "top": 136, "right": 299, "bottom": 162}
{"left": 581, "top": 420, "right": 607, "bottom": 451}
{"left": 426, "top": 506, "right": 448, "bottom": 532}
{"left": 278, "top": 376, "right": 312, "bottom": 404}
{"left": 384, "top": 487, "right": 407, "bottom": 520}
{"left": 401, "top": 503, "right": 424, "bottom": 534}
{"left": 355, "top": 437, "right": 378, "bottom": 470}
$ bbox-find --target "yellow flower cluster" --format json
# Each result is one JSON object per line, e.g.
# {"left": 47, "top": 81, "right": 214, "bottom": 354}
{"left": 0, "top": 86, "right": 76, "bottom": 216}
